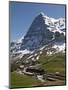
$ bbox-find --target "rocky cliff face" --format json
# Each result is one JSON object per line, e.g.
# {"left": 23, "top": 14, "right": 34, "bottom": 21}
{"left": 20, "top": 12, "right": 65, "bottom": 50}
{"left": 10, "top": 12, "right": 65, "bottom": 58}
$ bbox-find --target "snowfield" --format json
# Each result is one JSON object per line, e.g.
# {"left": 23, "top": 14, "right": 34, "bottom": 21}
{"left": 53, "top": 43, "right": 65, "bottom": 52}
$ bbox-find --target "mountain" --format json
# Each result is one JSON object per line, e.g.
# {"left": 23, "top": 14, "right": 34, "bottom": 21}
{"left": 10, "top": 12, "right": 65, "bottom": 60}
{"left": 21, "top": 12, "right": 65, "bottom": 50}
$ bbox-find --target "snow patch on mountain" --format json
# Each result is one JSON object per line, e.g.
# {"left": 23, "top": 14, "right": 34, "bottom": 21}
{"left": 14, "top": 49, "right": 31, "bottom": 54}
{"left": 16, "top": 36, "right": 24, "bottom": 44}
{"left": 52, "top": 43, "right": 65, "bottom": 52}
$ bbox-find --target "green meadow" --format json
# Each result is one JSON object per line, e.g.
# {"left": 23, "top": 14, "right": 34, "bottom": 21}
{"left": 10, "top": 52, "right": 66, "bottom": 88}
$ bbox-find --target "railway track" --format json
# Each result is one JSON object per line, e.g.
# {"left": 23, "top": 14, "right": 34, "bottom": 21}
{"left": 32, "top": 73, "right": 65, "bottom": 87}
{"left": 46, "top": 73, "right": 65, "bottom": 81}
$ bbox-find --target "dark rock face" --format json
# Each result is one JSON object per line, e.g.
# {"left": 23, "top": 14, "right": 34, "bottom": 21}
{"left": 55, "top": 31, "right": 65, "bottom": 42}
{"left": 21, "top": 13, "right": 54, "bottom": 50}
{"left": 10, "top": 13, "right": 65, "bottom": 52}
{"left": 10, "top": 42, "right": 15, "bottom": 47}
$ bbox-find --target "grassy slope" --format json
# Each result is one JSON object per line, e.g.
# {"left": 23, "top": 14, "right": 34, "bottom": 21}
{"left": 10, "top": 52, "right": 66, "bottom": 88}
{"left": 10, "top": 72, "right": 42, "bottom": 88}
{"left": 39, "top": 52, "right": 65, "bottom": 73}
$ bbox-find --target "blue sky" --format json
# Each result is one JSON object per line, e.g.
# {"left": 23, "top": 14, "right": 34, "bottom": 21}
{"left": 9, "top": 1, "right": 66, "bottom": 41}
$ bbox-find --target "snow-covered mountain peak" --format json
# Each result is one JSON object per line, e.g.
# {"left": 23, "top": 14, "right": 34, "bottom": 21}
{"left": 10, "top": 12, "right": 65, "bottom": 58}
{"left": 39, "top": 12, "right": 45, "bottom": 16}
{"left": 33, "top": 12, "right": 65, "bottom": 30}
